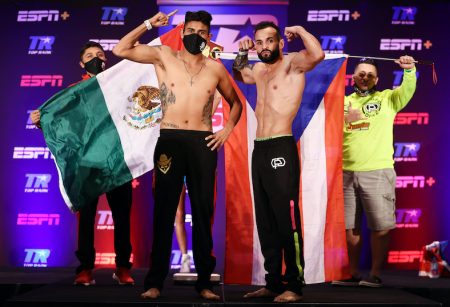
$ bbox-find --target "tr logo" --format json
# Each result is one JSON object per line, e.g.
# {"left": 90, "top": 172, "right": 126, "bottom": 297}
{"left": 271, "top": 157, "right": 286, "bottom": 169}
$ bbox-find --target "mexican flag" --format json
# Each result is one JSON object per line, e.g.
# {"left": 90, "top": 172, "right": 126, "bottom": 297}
{"left": 40, "top": 25, "right": 184, "bottom": 211}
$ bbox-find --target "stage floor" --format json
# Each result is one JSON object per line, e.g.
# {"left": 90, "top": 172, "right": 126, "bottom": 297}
{"left": 1, "top": 268, "right": 449, "bottom": 306}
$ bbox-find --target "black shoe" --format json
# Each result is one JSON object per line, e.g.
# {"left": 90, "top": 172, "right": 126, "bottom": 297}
{"left": 331, "top": 276, "right": 362, "bottom": 286}
{"left": 359, "top": 275, "right": 383, "bottom": 288}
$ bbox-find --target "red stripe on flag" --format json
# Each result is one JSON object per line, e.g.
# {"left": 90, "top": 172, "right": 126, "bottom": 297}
{"left": 160, "top": 23, "right": 184, "bottom": 50}
{"left": 323, "top": 59, "right": 350, "bottom": 281}
{"left": 223, "top": 70, "right": 254, "bottom": 284}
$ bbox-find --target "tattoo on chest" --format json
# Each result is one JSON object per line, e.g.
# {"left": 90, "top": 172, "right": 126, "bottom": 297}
{"left": 202, "top": 94, "right": 214, "bottom": 128}
{"left": 160, "top": 82, "right": 176, "bottom": 113}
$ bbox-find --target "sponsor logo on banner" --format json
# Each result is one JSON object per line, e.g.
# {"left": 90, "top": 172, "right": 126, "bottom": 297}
{"left": 89, "top": 39, "right": 119, "bottom": 51}
{"left": 25, "top": 174, "right": 52, "bottom": 193}
{"left": 13, "top": 147, "right": 53, "bottom": 159}
{"left": 28, "top": 36, "right": 55, "bottom": 55}
{"left": 95, "top": 253, "right": 133, "bottom": 265}
{"left": 18, "top": 10, "right": 70, "bottom": 22}
{"left": 394, "top": 142, "right": 420, "bottom": 162}
{"left": 101, "top": 7, "right": 127, "bottom": 25}
{"left": 26, "top": 110, "right": 38, "bottom": 129}
{"left": 394, "top": 112, "right": 429, "bottom": 125}
{"left": 380, "top": 39, "right": 422, "bottom": 51}
{"left": 393, "top": 70, "right": 419, "bottom": 88}
{"left": 307, "top": 10, "right": 350, "bottom": 22}
{"left": 396, "top": 209, "right": 421, "bottom": 228}
{"left": 17, "top": 214, "right": 60, "bottom": 226}
{"left": 18, "top": 10, "right": 61, "bottom": 22}
{"left": 396, "top": 176, "right": 436, "bottom": 188}
{"left": 320, "top": 36, "right": 346, "bottom": 53}
{"left": 24, "top": 249, "right": 50, "bottom": 267}
{"left": 171, "top": 14, "right": 278, "bottom": 51}
{"left": 97, "top": 210, "right": 114, "bottom": 230}
{"left": 388, "top": 250, "right": 422, "bottom": 263}
{"left": 392, "top": 7, "right": 417, "bottom": 25}
{"left": 170, "top": 250, "right": 194, "bottom": 270}
{"left": 20, "top": 75, "right": 63, "bottom": 87}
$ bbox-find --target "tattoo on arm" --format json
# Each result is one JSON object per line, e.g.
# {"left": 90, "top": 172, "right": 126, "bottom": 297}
{"left": 233, "top": 54, "right": 254, "bottom": 71}
{"left": 159, "top": 82, "right": 176, "bottom": 113}
{"left": 202, "top": 94, "right": 214, "bottom": 129}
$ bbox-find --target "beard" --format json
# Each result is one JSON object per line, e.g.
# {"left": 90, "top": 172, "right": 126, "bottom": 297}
{"left": 257, "top": 45, "right": 281, "bottom": 64}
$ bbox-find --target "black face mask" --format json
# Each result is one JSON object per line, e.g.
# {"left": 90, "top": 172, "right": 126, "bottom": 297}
{"left": 257, "top": 45, "right": 281, "bottom": 64}
{"left": 353, "top": 85, "right": 376, "bottom": 97}
{"left": 183, "top": 34, "right": 207, "bottom": 55}
{"left": 83, "top": 57, "right": 106, "bottom": 75}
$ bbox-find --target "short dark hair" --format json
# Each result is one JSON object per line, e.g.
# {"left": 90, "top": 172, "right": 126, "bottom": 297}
{"left": 184, "top": 10, "right": 212, "bottom": 32}
{"left": 80, "top": 41, "right": 104, "bottom": 60}
{"left": 354, "top": 58, "right": 378, "bottom": 72}
{"left": 254, "top": 21, "right": 282, "bottom": 41}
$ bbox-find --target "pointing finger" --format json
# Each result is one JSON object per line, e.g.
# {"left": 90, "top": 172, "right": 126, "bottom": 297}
{"left": 167, "top": 9, "right": 178, "bottom": 17}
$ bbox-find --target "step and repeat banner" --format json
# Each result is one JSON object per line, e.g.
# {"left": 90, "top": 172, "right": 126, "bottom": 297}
{"left": 1, "top": 0, "right": 448, "bottom": 273}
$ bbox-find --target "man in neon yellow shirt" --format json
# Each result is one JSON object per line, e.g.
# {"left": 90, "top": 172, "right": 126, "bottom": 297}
{"left": 333, "top": 56, "right": 416, "bottom": 287}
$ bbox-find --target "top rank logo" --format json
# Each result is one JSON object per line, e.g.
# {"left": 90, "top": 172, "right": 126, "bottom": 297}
{"left": 101, "top": 7, "right": 127, "bottom": 25}
{"left": 28, "top": 36, "right": 55, "bottom": 55}
{"left": 392, "top": 7, "right": 417, "bottom": 25}
{"left": 320, "top": 36, "right": 346, "bottom": 53}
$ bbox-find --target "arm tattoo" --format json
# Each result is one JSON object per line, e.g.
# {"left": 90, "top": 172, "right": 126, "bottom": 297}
{"left": 233, "top": 53, "right": 254, "bottom": 71}
{"left": 159, "top": 82, "right": 176, "bottom": 113}
{"left": 202, "top": 94, "right": 214, "bottom": 129}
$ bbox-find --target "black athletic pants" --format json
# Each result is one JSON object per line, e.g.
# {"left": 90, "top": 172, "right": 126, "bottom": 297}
{"left": 252, "top": 136, "right": 305, "bottom": 295}
{"left": 75, "top": 181, "right": 133, "bottom": 273}
{"left": 144, "top": 129, "right": 217, "bottom": 293}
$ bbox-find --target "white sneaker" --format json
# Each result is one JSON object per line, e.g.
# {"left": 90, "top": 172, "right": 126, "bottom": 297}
{"left": 180, "top": 254, "right": 191, "bottom": 273}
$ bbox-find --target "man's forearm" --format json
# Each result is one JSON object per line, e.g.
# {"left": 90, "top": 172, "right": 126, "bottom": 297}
{"left": 113, "top": 23, "right": 148, "bottom": 56}
{"left": 295, "top": 26, "right": 324, "bottom": 61}
{"left": 225, "top": 98, "right": 243, "bottom": 131}
{"left": 233, "top": 53, "right": 250, "bottom": 71}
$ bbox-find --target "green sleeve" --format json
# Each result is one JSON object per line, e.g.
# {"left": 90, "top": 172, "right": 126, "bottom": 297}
{"left": 389, "top": 67, "right": 417, "bottom": 112}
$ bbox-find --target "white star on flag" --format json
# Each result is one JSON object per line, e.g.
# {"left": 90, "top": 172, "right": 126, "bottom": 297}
{"left": 114, "top": 8, "right": 124, "bottom": 15}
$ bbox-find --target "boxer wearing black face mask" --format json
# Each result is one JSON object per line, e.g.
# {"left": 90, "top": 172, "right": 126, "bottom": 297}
{"left": 83, "top": 57, "right": 106, "bottom": 75}
{"left": 182, "top": 33, "right": 207, "bottom": 55}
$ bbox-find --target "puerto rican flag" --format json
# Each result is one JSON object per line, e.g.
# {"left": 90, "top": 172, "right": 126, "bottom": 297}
{"left": 219, "top": 53, "right": 350, "bottom": 284}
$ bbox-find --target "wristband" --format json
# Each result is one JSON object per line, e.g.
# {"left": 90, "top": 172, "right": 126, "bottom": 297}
{"left": 238, "top": 50, "right": 248, "bottom": 56}
{"left": 144, "top": 19, "right": 153, "bottom": 30}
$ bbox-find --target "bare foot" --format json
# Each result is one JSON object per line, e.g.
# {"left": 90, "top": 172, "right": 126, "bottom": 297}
{"left": 140, "top": 288, "right": 160, "bottom": 299}
{"left": 244, "top": 287, "right": 278, "bottom": 298}
{"left": 200, "top": 289, "right": 220, "bottom": 300}
{"left": 274, "top": 290, "right": 302, "bottom": 302}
